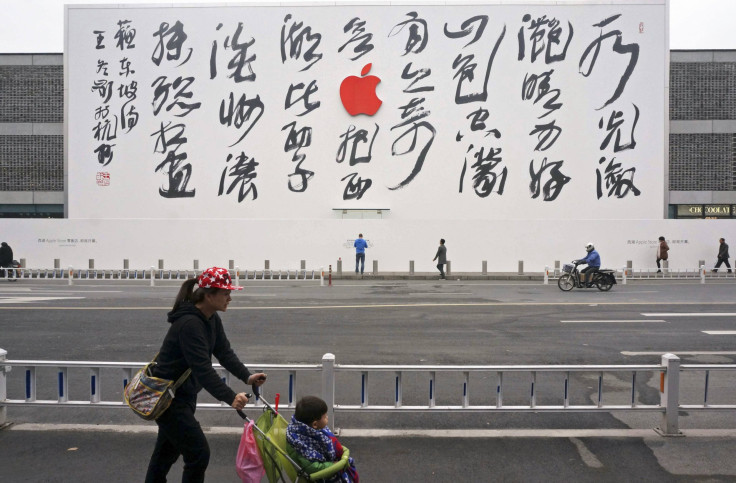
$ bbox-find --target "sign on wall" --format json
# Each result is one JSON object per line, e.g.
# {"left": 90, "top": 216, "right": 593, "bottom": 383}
{"left": 66, "top": 2, "right": 666, "bottom": 221}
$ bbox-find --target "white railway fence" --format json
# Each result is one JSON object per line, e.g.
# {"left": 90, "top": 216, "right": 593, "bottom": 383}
{"left": 2, "top": 350, "right": 735, "bottom": 436}
{"left": 1, "top": 267, "right": 321, "bottom": 284}
{"left": 4, "top": 264, "right": 735, "bottom": 284}
{"left": 544, "top": 264, "right": 735, "bottom": 284}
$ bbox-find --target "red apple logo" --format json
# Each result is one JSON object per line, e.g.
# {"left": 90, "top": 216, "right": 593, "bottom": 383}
{"left": 340, "top": 63, "right": 382, "bottom": 116}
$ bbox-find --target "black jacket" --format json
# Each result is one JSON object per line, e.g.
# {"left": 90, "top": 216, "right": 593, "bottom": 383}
{"left": 718, "top": 242, "right": 730, "bottom": 260}
{"left": 0, "top": 243, "right": 12, "bottom": 267}
{"left": 150, "top": 301, "right": 252, "bottom": 406}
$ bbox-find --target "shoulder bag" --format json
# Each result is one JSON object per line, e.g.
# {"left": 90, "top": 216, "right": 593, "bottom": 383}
{"left": 123, "top": 354, "right": 191, "bottom": 420}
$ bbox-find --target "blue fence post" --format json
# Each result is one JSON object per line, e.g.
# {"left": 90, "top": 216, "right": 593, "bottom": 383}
{"left": 57, "top": 367, "right": 69, "bottom": 402}
{"left": 360, "top": 371, "right": 368, "bottom": 408}
{"left": 429, "top": 371, "right": 436, "bottom": 408}
{"left": 90, "top": 368, "right": 101, "bottom": 403}
{"left": 122, "top": 368, "right": 132, "bottom": 392}
{"left": 288, "top": 370, "right": 296, "bottom": 408}
{"left": 395, "top": 371, "right": 402, "bottom": 408}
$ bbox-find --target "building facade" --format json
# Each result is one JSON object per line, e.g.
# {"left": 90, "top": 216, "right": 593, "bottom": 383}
{"left": 669, "top": 50, "right": 736, "bottom": 218}
{"left": 0, "top": 50, "right": 734, "bottom": 219}
{"left": 0, "top": 54, "right": 63, "bottom": 218}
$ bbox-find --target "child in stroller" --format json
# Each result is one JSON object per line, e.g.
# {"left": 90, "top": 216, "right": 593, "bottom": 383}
{"left": 286, "top": 396, "right": 358, "bottom": 483}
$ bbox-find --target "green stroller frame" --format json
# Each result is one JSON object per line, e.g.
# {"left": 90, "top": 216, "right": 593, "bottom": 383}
{"left": 238, "top": 395, "right": 351, "bottom": 483}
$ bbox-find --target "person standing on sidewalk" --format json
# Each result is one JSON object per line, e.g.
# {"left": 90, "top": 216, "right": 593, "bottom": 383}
{"left": 433, "top": 239, "right": 447, "bottom": 280}
{"left": 656, "top": 236, "right": 669, "bottom": 273}
{"left": 145, "top": 267, "right": 267, "bottom": 483}
{"left": 354, "top": 233, "right": 368, "bottom": 276}
{"left": 713, "top": 238, "right": 732, "bottom": 273}
{"left": 0, "top": 242, "right": 13, "bottom": 278}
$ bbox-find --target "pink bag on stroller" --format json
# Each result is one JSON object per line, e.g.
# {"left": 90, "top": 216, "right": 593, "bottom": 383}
{"left": 236, "top": 420, "right": 265, "bottom": 482}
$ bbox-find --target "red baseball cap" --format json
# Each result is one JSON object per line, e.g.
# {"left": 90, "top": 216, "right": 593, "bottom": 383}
{"left": 197, "top": 267, "right": 243, "bottom": 291}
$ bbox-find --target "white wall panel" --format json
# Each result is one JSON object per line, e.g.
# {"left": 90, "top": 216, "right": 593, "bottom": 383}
{"left": 66, "top": 2, "right": 666, "bottom": 221}
{"left": 4, "top": 218, "right": 729, "bottom": 273}
{"left": 25, "top": 2, "right": 677, "bottom": 273}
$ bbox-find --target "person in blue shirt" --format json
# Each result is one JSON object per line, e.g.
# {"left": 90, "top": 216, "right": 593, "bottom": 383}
{"left": 353, "top": 234, "right": 368, "bottom": 275}
{"left": 578, "top": 242, "right": 601, "bottom": 288}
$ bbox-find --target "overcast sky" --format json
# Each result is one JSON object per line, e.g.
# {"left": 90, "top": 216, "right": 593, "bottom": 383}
{"left": 1, "top": 0, "right": 732, "bottom": 53}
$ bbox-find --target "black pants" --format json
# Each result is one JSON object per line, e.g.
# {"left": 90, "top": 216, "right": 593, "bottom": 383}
{"left": 714, "top": 257, "right": 732, "bottom": 272}
{"left": 145, "top": 399, "right": 210, "bottom": 483}
{"left": 581, "top": 266, "right": 599, "bottom": 285}
{"left": 437, "top": 263, "right": 445, "bottom": 278}
{"left": 355, "top": 253, "right": 365, "bottom": 274}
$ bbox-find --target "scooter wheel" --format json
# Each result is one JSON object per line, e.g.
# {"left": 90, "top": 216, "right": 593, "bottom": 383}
{"left": 557, "top": 274, "right": 574, "bottom": 291}
{"left": 596, "top": 281, "right": 613, "bottom": 291}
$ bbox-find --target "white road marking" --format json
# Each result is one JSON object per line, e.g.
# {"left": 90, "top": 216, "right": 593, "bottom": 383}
{"left": 642, "top": 313, "right": 736, "bottom": 317}
{"left": 702, "top": 331, "right": 736, "bottom": 335}
{"left": 0, "top": 306, "right": 166, "bottom": 310}
{"left": 408, "top": 292, "right": 474, "bottom": 295}
{"left": 0, "top": 296, "right": 86, "bottom": 304}
{"left": 622, "top": 351, "right": 736, "bottom": 356}
{"left": 335, "top": 283, "right": 541, "bottom": 287}
{"left": 561, "top": 319, "right": 667, "bottom": 323}
{"left": 5, "top": 301, "right": 736, "bottom": 310}
{"left": 0, "top": 290, "right": 120, "bottom": 294}
{"left": 570, "top": 437, "right": 604, "bottom": 468}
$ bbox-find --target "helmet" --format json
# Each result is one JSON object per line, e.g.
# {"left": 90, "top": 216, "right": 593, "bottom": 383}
{"left": 585, "top": 243, "right": 595, "bottom": 252}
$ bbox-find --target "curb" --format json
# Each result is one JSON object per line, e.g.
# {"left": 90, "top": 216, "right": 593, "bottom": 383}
{"left": 8, "top": 423, "right": 736, "bottom": 439}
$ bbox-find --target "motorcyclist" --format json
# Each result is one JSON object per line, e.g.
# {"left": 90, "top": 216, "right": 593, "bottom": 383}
{"left": 576, "top": 243, "right": 600, "bottom": 288}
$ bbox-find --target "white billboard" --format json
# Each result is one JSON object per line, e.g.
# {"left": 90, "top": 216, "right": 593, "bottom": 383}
{"left": 66, "top": 1, "right": 667, "bottom": 221}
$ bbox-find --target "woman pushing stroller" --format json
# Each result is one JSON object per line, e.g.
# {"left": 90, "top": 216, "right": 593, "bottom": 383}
{"left": 145, "top": 267, "right": 267, "bottom": 483}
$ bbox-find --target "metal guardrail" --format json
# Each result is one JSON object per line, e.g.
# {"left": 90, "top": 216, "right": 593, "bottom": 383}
{"left": 621, "top": 266, "right": 736, "bottom": 281}
{"left": 1, "top": 267, "right": 319, "bottom": 283}
{"left": 5, "top": 266, "right": 736, "bottom": 284}
{"left": 1, "top": 350, "right": 732, "bottom": 435}
{"left": 544, "top": 264, "right": 736, "bottom": 285}
{"left": 0, "top": 347, "right": 319, "bottom": 418}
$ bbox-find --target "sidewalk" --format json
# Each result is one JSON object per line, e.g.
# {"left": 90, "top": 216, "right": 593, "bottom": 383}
{"left": 334, "top": 272, "right": 544, "bottom": 281}
{"left": 3, "top": 424, "right": 736, "bottom": 482}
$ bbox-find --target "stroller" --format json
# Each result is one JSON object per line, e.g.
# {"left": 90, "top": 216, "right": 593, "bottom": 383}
{"left": 238, "top": 391, "right": 352, "bottom": 483}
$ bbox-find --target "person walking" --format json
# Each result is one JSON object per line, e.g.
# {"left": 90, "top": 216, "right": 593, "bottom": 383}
{"left": 713, "top": 238, "right": 732, "bottom": 273}
{"left": 145, "top": 267, "right": 267, "bottom": 483}
{"left": 656, "top": 236, "right": 669, "bottom": 273}
{"left": 433, "top": 239, "right": 447, "bottom": 280}
{"left": 0, "top": 242, "right": 13, "bottom": 278}
{"left": 354, "top": 233, "right": 368, "bottom": 276}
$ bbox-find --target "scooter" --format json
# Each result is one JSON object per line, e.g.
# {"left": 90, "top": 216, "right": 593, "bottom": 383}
{"left": 557, "top": 261, "right": 616, "bottom": 292}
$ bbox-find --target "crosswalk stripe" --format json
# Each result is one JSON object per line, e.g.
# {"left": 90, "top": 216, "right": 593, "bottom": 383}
{"left": 642, "top": 313, "right": 736, "bottom": 317}
{"left": 561, "top": 319, "right": 666, "bottom": 323}
{"left": 622, "top": 351, "right": 736, "bottom": 356}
